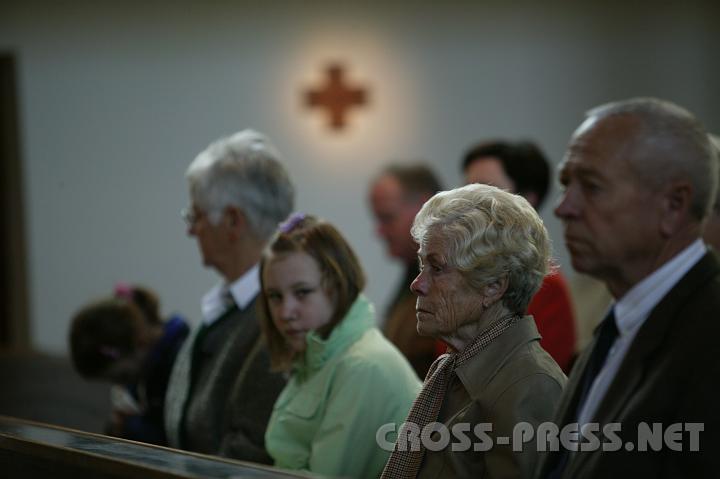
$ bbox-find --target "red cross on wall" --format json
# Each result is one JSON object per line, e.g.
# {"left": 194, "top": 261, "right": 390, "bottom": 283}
{"left": 304, "top": 63, "right": 369, "bottom": 131}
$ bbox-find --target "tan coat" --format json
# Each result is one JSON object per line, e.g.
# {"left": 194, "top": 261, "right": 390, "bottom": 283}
{"left": 418, "top": 316, "right": 566, "bottom": 479}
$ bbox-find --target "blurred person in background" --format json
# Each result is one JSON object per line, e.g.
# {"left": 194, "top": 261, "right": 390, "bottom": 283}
{"left": 70, "top": 283, "right": 189, "bottom": 445}
{"left": 369, "top": 163, "right": 443, "bottom": 377}
{"left": 165, "top": 129, "right": 294, "bottom": 462}
{"left": 463, "top": 140, "right": 577, "bottom": 372}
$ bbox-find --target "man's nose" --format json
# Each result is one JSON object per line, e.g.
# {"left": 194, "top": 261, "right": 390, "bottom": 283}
{"left": 554, "top": 187, "right": 579, "bottom": 220}
{"left": 187, "top": 223, "right": 197, "bottom": 237}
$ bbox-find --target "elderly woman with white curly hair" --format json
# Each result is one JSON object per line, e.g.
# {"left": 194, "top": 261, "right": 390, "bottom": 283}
{"left": 382, "top": 183, "right": 567, "bottom": 479}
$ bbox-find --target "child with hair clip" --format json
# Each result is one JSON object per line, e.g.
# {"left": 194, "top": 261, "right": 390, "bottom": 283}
{"left": 69, "top": 284, "right": 189, "bottom": 445}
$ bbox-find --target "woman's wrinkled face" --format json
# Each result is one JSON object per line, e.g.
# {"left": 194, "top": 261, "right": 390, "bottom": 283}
{"left": 263, "top": 251, "right": 336, "bottom": 353}
{"left": 410, "top": 232, "right": 485, "bottom": 338}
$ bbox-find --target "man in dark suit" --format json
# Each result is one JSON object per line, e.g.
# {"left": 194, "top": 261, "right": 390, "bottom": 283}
{"left": 536, "top": 98, "right": 720, "bottom": 478}
{"left": 164, "top": 129, "right": 294, "bottom": 463}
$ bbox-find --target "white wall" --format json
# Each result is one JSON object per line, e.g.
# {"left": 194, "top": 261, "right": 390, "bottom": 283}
{"left": 1, "top": 0, "right": 718, "bottom": 353}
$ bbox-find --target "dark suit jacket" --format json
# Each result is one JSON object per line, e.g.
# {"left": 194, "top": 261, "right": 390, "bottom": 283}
{"left": 535, "top": 251, "right": 720, "bottom": 478}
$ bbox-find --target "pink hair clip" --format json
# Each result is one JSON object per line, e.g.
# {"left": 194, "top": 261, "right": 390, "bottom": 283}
{"left": 114, "top": 282, "right": 134, "bottom": 301}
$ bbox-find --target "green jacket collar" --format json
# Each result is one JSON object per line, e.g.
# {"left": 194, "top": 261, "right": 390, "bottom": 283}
{"left": 294, "top": 294, "right": 375, "bottom": 377}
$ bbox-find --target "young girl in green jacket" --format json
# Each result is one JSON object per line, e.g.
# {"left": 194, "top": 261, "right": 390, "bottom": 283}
{"left": 259, "top": 213, "right": 421, "bottom": 478}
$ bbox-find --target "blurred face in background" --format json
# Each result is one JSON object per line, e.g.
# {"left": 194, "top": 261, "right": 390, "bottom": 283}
{"left": 369, "top": 174, "right": 424, "bottom": 263}
{"left": 464, "top": 157, "right": 515, "bottom": 192}
{"left": 185, "top": 203, "right": 232, "bottom": 272}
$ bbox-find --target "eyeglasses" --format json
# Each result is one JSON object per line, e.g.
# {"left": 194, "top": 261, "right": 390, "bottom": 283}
{"left": 181, "top": 207, "right": 200, "bottom": 227}
{"left": 181, "top": 206, "right": 224, "bottom": 227}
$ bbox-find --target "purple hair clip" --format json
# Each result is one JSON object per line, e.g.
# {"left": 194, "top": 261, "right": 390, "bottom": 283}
{"left": 114, "top": 282, "right": 134, "bottom": 301}
{"left": 279, "top": 212, "right": 306, "bottom": 234}
{"left": 99, "top": 345, "right": 121, "bottom": 360}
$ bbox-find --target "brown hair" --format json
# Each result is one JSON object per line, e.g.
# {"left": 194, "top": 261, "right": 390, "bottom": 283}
{"left": 377, "top": 163, "right": 443, "bottom": 200}
{"left": 259, "top": 215, "right": 366, "bottom": 371}
{"left": 461, "top": 140, "right": 551, "bottom": 210}
{"left": 70, "top": 285, "right": 163, "bottom": 379}
{"left": 129, "top": 287, "right": 162, "bottom": 325}
{"left": 69, "top": 299, "right": 146, "bottom": 378}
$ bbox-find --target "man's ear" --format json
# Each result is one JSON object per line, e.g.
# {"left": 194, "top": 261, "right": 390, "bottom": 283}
{"left": 223, "top": 206, "right": 248, "bottom": 239}
{"left": 482, "top": 276, "right": 509, "bottom": 308}
{"left": 659, "top": 181, "right": 693, "bottom": 237}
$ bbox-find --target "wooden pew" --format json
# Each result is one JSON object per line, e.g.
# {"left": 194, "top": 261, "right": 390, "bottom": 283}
{"left": 0, "top": 415, "right": 319, "bottom": 478}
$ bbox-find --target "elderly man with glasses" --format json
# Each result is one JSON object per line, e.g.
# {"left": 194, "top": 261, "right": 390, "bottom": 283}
{"left": 165, "top": 129, "right": 295, "bottom": 463}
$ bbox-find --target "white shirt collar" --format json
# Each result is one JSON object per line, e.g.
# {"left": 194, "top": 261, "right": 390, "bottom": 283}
{"left": 576, "top": 239, "right": 706, "bottom": 426}
{"left": 614, "top": 239, "right": 706, "bottom": 336}
{"left": 200, "top": 264, "right": 260, "bottom": 325}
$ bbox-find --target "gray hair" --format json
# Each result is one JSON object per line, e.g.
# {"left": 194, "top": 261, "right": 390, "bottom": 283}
{"left": 186, "top": 129, "right": 295, "bottom": 241}
{"left": 411, "top": 184, "right": 551, "bottom": 314}
{"left": 587, "top": 98, "right": 718, "bottom": 221}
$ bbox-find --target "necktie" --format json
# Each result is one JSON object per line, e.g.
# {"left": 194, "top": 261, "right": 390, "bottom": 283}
{"left": 221, "top": 288, "right": 236, "bottom": 312}
{"left": 546, "top": 309, "right": 618, "bottom": 479}
{"left": 576, "top": 308, "right": 619, "bottom": 411}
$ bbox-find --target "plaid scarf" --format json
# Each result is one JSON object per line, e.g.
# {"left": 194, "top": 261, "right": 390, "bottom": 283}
{"left": 380, "top": 314, "right": 518, "bottom": 479}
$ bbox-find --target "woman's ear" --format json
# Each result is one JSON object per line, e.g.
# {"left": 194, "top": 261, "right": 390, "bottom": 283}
{"left": 482, "top": 276, "right": 509, "bottom": 308}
